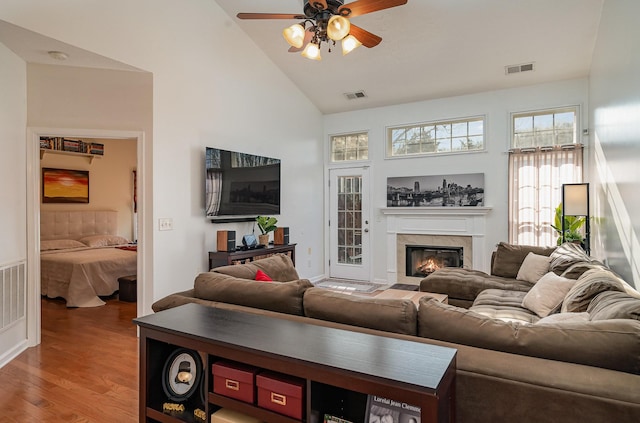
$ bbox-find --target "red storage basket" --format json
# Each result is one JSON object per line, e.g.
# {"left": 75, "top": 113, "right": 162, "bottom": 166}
{"left": 212, "top": 360, "right": 259, "bottom": 404}
{"left": 256, "top": 371, "right": 305, "bottom": 419}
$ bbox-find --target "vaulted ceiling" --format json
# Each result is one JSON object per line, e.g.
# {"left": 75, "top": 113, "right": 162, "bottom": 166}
{"left": 214, "top": 0, "right": 604, "bottom": 114}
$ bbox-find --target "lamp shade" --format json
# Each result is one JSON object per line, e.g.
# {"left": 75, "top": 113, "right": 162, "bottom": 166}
{"left": 342, "top": 34, "right": 362, "bottom": 55}
{"left": 563, "top": 183, "right": 589, "bottom": 215}
{"left": 283, "top": 24, "right": 306, "bottom": 48}
{"left": 327, "top": 15, "right": 350, "bottom": 41}
{"left": 301, "top": 42, "right": 322, "bottom": 60}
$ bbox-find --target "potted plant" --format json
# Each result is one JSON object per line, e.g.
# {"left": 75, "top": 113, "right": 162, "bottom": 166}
{"left": 550, "top": 203, "right": 585, "bottom": 246}
{"left": 256, "top": 216, "right": 277, "bottom": 246}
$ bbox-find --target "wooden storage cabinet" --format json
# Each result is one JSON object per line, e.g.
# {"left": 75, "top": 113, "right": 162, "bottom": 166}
{"left": 135, "top": 304, "right": 456, "bottom": 423}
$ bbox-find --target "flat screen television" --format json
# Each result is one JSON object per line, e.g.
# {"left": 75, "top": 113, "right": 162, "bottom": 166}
{"left": 205, "top": 147, "right": 281, "bottom": 222}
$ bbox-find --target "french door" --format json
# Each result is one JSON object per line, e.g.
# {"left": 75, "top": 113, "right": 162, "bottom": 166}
{"left": 329, "top": 167, "right": 371, "bottom": 281}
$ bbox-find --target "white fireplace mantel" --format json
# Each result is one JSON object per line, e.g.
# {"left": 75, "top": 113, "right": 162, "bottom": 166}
{"left": 381, "top": 207, "right": 492, "bottom": 283}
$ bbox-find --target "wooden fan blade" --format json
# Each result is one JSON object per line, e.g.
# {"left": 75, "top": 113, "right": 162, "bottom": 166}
{"left": 349, "top": 24, "right": 382, "bottom": 48}
{"left": 339, "top": 0, "right": 408, "bottom": 18}
{"left": 288, "top": 29, "right": 315, "bottom": 52}
{"left": 237, "top": 13, "right": 305, "bottom": 20}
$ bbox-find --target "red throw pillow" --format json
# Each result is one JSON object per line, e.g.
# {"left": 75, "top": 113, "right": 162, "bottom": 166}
{"left": 255, "top": 269, "right": 273, "bottom": 282}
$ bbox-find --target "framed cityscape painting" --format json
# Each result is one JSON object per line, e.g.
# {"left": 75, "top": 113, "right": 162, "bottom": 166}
{"left": 42, "top": 168, "right": 89, "bottom": 204}
{"left": 387, "top": 173, "right": 484, "bottom": 207}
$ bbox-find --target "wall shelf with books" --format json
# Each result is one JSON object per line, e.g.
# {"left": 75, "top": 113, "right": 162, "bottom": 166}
{"left": 39, "top": 148, "right": 102, "bottom": 163}
{"left": 39, "top": 137, "right": 104, "bottom": 163}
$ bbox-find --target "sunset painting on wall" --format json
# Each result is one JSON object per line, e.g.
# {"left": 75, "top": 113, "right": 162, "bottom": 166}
{"left": 42, "top": 168, "right": 89, "bottom": 203}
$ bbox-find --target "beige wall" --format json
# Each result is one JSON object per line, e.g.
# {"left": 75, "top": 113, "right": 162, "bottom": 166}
{"left": 40, "top": 137, "right": 137, "bottom": 240}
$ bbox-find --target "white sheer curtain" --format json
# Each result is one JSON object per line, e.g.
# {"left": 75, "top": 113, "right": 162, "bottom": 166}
{"left": 508, "top": 145, "right": 583, "bottom": 246}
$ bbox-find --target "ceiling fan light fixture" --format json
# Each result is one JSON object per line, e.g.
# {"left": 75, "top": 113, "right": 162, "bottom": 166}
{"left": 341, "top": 34, "right": 362, "bottom": 55}
{"left": 327, "top": 15, "right": 351, "bottom": 41}
{"left": 283, "top": 23, "right": 306, "bottom": 48}
{"left": 301, "top": 42, "right": 322, "bottom": 61}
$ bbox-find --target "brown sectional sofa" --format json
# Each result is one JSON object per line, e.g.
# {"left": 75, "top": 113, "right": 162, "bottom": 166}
{"left": 152, "top": 251, "right": 640, "bottom": 423}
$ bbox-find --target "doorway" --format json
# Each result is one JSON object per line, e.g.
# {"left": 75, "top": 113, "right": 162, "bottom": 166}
{"left": 328, "top": 167, "right": 371, "bottom": 281}
{"left": 26, "top": 128, "right": 146, "bottom": 346}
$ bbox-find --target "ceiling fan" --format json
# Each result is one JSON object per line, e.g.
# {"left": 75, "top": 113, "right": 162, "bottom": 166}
{"left": 237, "top": 0, "right": 408, "bottom": 60}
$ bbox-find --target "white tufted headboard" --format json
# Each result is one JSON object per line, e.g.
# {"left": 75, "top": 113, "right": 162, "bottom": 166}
{"left": 40, "top": 210, "right": 118, "bottom": 241}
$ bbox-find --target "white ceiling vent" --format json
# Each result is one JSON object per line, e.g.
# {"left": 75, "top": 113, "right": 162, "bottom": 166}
{"left": 505, "top": 62, "right": 535, "bottom": 75}
{"left": 344, "top": 90, "right": 367, "bottom": 100}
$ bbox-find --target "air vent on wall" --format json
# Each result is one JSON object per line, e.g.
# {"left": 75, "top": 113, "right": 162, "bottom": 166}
{"left": 344, "top": 90, "right": 367, "bottom": 100}
{"left": 505, "top": 62, "right": 535, "bottom": 75}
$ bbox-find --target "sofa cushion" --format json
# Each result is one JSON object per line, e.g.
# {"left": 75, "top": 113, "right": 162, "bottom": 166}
{"left": 516, "top": 252, "right": 552, "bottom": 283}
{"left": 303, "top": 288, "right": 417, "bottom": 335}
{"left": 470, "top": 289, "right": 539, "bottom": 323}
{"left": 420, "top": 268, "right": 532, "bottom": 304}
{"left": 560, "top": 261, "right": 609, "bottom": 279}
{"left": 418, "top": 297, "right": 640, "bottom": 374}
{"left": 587, "top": 291, "right": 640, "bottom": 321}
{"left": 491, "top": 243, "right": 556, "bottom": 278}
{"left": 561, "top": 269, "right": 625, "bottom": 313}
{"left": 535, "top": 312, "right": 590, "bottom": 324}
{"left": 213, "top": 254, "right": 299, "bottom": 281}
{"left": 194, "top": 272, "right": 312, "bottom": 315}
{"left": 521, "top": 272, "right": 576, "bottom": 317}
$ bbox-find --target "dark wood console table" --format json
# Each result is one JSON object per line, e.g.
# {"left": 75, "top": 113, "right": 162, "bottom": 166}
{"left": 208, "top": 243, "right": 296, "bottom": 269}
{"left": 134, "top": 303, "right": 456, "bottom": 423}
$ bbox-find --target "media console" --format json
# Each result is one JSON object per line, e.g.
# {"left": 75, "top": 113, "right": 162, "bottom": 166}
{"left": 134, "top": 303, "right": 457, "bottom": 423}
{"left": 208, "top": 244, "right": 296, "bottom": 269}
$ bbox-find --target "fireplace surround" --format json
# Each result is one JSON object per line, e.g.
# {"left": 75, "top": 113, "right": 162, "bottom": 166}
{"left": 381, "top": 207, "right": 491, "bottom": 284}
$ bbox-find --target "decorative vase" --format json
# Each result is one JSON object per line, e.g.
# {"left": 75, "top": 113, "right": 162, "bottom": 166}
{"left": 258, "top": 234, "right": 270, "bottom": 246}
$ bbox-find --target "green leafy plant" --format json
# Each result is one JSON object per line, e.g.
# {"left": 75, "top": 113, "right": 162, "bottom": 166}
{"left": 256, "top": 216, "right": 278, "bottom": 234}
{"left": 550, "top": 203, "right": 585, "bottom": 245}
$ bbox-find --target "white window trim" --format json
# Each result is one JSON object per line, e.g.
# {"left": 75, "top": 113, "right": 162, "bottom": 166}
{"left": 384, "top": 114, "right": 487, "bottom": 159}
{"left": 508, "top": 104, "right": 582, "bottom": 150}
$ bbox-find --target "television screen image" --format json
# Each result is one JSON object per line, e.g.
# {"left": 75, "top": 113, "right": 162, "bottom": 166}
{"left": 206, "top": 147, "right": 281, "bottom": 221}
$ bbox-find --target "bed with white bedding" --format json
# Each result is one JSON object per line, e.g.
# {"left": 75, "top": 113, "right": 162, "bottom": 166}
{"left": 40, "top": 210, "right": 137, "bottom": 307}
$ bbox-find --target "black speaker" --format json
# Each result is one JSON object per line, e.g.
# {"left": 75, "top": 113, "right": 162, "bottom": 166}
{"left": 274, "top": 227, "right": 289, "bottom": 245}
{"left": 217, "top": 230, "right": 236, "bottom": 252}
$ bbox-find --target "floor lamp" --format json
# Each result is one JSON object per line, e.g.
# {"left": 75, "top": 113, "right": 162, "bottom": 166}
{"left": 562, "top": 183, "right": 590, "bottom": 255}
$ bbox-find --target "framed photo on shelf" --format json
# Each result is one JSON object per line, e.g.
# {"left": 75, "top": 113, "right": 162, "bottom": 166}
{"left": 42, "top": 168, "right": 89, "bottom": 204}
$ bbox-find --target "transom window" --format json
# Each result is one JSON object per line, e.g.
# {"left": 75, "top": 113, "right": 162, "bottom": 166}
{"left": 512, "top": 107, "right": 577, "bottom": 148}
{"left": 330, "top": 132, "right": 369, "bottom": 162}
{"left": 386, "top": 116, "right": 484, "bottom": 158}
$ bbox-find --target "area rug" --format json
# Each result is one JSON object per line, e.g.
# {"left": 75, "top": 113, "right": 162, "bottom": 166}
{"left": 314, "top": 279, "right": 382, "bottom": 293}
{"left": 387, "top": 283, "right": 419, "bottom": 291}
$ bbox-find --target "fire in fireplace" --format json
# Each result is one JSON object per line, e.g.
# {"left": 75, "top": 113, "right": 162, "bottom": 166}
{"left": 406, "top": 245, "right": 463, "bottom": 277}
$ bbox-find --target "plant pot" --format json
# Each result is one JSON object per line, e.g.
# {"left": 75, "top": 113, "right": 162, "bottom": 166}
{"left": 258, "top": 234, "right": 270, "bottom": 246}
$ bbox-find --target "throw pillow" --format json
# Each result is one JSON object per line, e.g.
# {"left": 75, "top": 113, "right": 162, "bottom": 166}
{"left": 587, "top": 291, "right": 640, "bottom": 321}
{"left": 521, "top": 272, "right": 576, "bottom": 317}
{"left": 548, "top": 242, "right": 593, "bottom": 274}
{"left": 561, "top": 268, "right": 625, "bottom": 313}
{"left": 516, "top": 252, "right": 552, "bottom": 283}
{"left": 255, "top": 269, "right": 273, "bottom": 282}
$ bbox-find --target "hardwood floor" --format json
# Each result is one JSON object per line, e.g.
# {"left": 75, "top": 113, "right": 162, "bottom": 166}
{"left": 0, "top": 296, "right": 139, "bottom": 422}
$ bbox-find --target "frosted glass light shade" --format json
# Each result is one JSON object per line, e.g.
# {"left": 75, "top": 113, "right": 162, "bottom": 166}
{"left": 342, "top": 34, "right": 362, "bottom": 55}
{"left": 301, "top": 42, "right": 322, "bottom": 60}
{"left": 563, "top": 183, "right": 589, "bottom": 215}
{"left": 327, "top": 15, "right": 350, "bottom": 41}
{"left": 283, "top": 24, "right": 305, "bottom": 48}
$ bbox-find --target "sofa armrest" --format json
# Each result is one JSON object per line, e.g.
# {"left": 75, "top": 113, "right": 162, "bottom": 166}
{"left": 151, "top": 289, "right": 218, "bottom": 312}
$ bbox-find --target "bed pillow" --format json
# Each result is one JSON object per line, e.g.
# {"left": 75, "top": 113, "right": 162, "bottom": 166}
{"left": 79, "top": 234, "right": 130, "bottom": 247}
{"left": 516, "top": 252, "right": 552, "bottom": 283}
{"left": 521, "top": 272, "right": 576, "bottom": 317}
{"left": 40, "top": 239, "right": 86, "bottom": 251}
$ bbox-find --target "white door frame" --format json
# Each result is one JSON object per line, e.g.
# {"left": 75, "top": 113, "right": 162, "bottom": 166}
{"left": 26, "top": 127, "right": 149, "bottom": 347}
{"left": 327, "top": 166, "right": 371, "bottom": 281}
